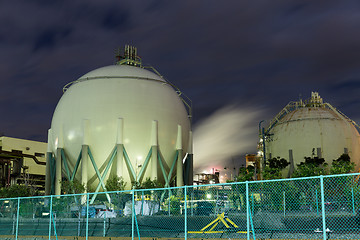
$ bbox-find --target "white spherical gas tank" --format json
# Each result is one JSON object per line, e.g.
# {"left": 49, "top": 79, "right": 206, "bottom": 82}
{"left": 265, "top": 92, "right": 360, "bottom": 172}
{"left": 267, "top": 107, "right": 360, "bottom": 166}
{"left": 50, "top": 64, "right": 190, "bottom": 190}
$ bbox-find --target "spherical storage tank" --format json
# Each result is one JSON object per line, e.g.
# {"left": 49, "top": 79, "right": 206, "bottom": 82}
{"left": 263, "top": 92, "right": 360, "bottom": 174}
{"left": 45, "top": 46, "right": 192, "bottom": 194}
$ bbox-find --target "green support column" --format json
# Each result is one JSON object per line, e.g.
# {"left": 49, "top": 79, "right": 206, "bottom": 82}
{"left": 82, "top": 145, "right": 89, "bottom": 192}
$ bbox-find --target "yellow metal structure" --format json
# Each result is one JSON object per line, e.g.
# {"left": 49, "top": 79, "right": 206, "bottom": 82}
{"left": 188, "top": 212, "right": 249, "bottom": 234}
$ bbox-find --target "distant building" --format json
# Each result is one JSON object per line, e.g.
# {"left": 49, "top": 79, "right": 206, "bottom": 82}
{"left": 245, "top": 154, "right": 259, "bottom": 168}
{"left": 193, "top": 172, "right": 220, "bottom": 185}
{"left": 0, "top": 136, "right": 46, "bottom": 192}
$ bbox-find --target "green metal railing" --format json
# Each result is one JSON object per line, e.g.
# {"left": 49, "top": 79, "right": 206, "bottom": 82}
{"left": 0, "top": 173, "right": 360, "bottom": 240}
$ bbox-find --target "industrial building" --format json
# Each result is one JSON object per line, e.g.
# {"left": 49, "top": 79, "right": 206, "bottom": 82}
{"left": 45, "top": 46, "right": 193, "bottom": 197}
{"left": 259, "top": 92, "right": 360, "bottom": 176}
{"left": 0, "top": 136, "right": 47, "bottom": 192}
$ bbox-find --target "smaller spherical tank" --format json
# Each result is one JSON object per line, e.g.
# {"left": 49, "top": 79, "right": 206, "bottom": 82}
{"left": 265, "top": 92, "right": 360, "bottom": 171}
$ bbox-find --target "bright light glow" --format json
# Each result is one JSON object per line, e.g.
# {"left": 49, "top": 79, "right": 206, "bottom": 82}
{"left": 54, "top": 138, "right": 58, "bottom": 149}
{"left": 206, "top": 194, "right": 212, "bottom": 199}
{"left": 259, "top": 138, "right": 263, "bottom": 142}
{"left": 95, "top": 126, "right": 103, "bottom": 132}
{"left": 67, "top": 131, "right": 75, "bottom": 141}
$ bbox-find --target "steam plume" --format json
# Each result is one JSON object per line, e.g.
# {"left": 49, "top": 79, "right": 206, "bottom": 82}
{"left": 193, "top": 105, "right": 262, "bottom": 181}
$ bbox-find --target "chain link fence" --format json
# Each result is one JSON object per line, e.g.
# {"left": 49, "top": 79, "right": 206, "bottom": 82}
{"left": 0, "top": 173, "right": 359, "bottom": 239}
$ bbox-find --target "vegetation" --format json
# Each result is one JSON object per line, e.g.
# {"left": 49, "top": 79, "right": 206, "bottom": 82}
{"left": 138, "top": 177, "right": 164, "bottom": 190}
{"left": 262, "top": 157, "right": 290, "bottom": 180}
{"left": 104, "top": 176, "right": 129, "bottom": 214}
{"left": 0, "top": 185, "right": 35, "bottom": 198}
{"left": 229, "top": 154, "right": 356, "bottom": 213}
{"left": 330, "top": 154, "right": 355, "bottom": 175}
{"left": 61, "top": 179, "right": 85, "bottom": 194}
{"left": 163, "top": 195, "right": 181, "bottom": 215}
{"left": 235, "top": 166, "right": 256, "bottom": 182}
{"left": 105, "top": 176, "right": 127, "bottom": 191}
{"left": 292, "top": 156, "right": 328, "bottom": 178}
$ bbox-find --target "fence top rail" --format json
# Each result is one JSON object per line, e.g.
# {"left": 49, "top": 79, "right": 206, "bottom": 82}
{"left": 0, "top": 172, "right": 359, "bottom": 201}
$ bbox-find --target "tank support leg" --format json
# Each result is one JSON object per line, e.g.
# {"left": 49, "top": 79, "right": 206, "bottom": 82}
{"left": 116, "top": 144, "right": 124, "bottom": 177}
{"left": 87, "top": 147, "right": 111, "bottom": 202}
{"left": 71, "top": 150, "right": 82, "bottom": 181}
{"left": 60, "top": 149, "right": 71, "bottom": 180}
{"left": 55, "top": 148, "right": 62, "bottom": 195}
{"left": 136, "top": 147, "right": 153, "bottom": 183}
{"left": 81, "top": 145, "right": 89, "bottom": 192}
{"left": 123, "top": 147, "right": 137, "bottom": 185}
{"left": 45, "top": 152, "right": 52, "bottom": 195}
{"left": 176, "top": 125, "right": 184, "bottom": 187}
{"left": 151, "top": 120, "right": 158, "bottom": 180}
{"left": 151, "top": 146, "right": 158, "bottom": 180}
{"left": 184, "top": 130, "right": 193, "bottom": 185}
{"left": 116, "top": 118, "right": 124, "bottom": 177}
{"left": 164, "top": 150, "right": 179, "bottom": 187}
{"left": 82, "top": 119, "right": 90, "bottom": 192}
{"left": 89, "top": 146, "right": 118, "bottom": 204}
{"left": 158, "top": 153, "right": 168, "bottom": 186}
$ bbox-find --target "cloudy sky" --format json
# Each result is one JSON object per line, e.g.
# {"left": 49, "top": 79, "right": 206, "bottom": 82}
{"left": 1, "top": 1, "right": 360, "bottom": 174}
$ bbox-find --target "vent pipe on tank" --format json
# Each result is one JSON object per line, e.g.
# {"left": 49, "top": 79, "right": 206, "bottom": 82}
{"left": 115, "top": 45, "right": 142, "bottom": 67}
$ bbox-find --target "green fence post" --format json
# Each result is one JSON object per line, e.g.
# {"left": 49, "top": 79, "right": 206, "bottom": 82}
{"left": 77, "top": 206, "right": 81, "bottom": 237}
{"left": 103, "top": 203, "right": 106, "bottom": 237}
{"left": 251, "top": 194, "right": 254, "bottom": 216}
{"left": 48, "top": 195, "right": 53, "bottom": 240}
{"left": 184, "top": 186, "right": 187, "bottom": 240}
{"left": 168, "top": 190, "right": 171, "bottom": 216}
{"left": 12, "top": 213, "right": 15, "bottom": 235}
{"left": 132, "top": 189, "right": 135, "bottom": 240}
{"left": 86, "top": 193, "right": 89, "bottom": 240}
{"left": 141, "top": 191, "right": 144, "bottom": 216}
{"left": 191, "top": 189, "right": 194, "bottom": 216}
{"left": 352, "top": 188, "right": 355, "bottom": 215}
{"left": 316, "top": 189, "right": 319, "bottom": 216}
{"left": 246, "top": 181, "right": 250, "bottom": 240}
{"left": 320, "top": 175, "right": 326, "bottom": 240}
{"left": 283, "top": 191, "right": 286, "bottom": 217}
{"left": 15, "top": 197, "right": 20, "bottom": 240}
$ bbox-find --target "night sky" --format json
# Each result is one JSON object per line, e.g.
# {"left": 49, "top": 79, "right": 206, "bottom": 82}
{"left": 1, "top": 1, "right": 360, "bottom": 176}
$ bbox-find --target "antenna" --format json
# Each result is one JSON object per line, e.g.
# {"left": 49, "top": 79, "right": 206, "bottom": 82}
{"left": 115, "top": 45, "right": 142, "bottom": 67}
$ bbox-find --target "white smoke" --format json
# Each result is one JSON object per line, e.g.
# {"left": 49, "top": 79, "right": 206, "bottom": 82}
{"left": 193, "top": 105, "right": 262, "bottom": 182}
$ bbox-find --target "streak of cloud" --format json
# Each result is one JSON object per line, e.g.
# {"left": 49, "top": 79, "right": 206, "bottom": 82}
{"left": 193, "top": 105, "right": 262, "bottom": 179}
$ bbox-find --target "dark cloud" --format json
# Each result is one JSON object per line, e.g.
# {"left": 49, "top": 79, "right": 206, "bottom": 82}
{"left": 333, "top": 80, "right": 360, "bottom": 90}
{"left": 33, "top": 27, "right": 72, "bottom": 51}
{"left": 101, "top": 8, "right": 130, "bottom": 30}
{"left": 0, "top": 0, "right": 359, "bottom": 155}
